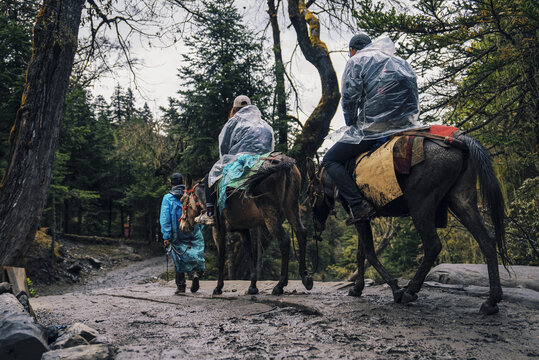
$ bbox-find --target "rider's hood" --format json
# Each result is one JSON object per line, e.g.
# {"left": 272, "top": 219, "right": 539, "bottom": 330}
{"left": 169, "top": 184, "right": 185, "bottom": 199}
{"left": 357, "top": 36, "right": 396, "bottom": 56}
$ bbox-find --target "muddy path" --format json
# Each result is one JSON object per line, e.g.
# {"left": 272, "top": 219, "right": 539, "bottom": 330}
{"left": 31, "top": 259, "right": 538, "bottom": 359}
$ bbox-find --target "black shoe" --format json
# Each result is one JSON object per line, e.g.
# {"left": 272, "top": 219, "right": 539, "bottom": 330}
{"left": 346, "top": 201, "right": 376, "bottom": 225}
{"left": 190, "top": 271, "right": 200, "bottom": 293}
{"left": 175, "top": 272, "right": 186, "bottom": 294}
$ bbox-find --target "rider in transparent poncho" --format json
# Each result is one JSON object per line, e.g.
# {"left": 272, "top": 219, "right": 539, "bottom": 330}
{"left": 196, "top": 95, "right": 275, "bottom": 225}
{"left": 323, "top": 34, "right": 422, "bottom": 223}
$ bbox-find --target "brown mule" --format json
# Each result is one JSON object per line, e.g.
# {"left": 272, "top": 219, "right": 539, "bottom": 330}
{"left": 307, "top": 134, "right": 509, "bottom": 315}
{"left": 180, "top": 154, "right": 313, "bottom": 296}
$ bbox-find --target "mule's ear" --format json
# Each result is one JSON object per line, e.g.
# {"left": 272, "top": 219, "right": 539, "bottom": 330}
{"left": 306, "top": 158, "right": 316, "bottom": 180}
{"left": 185, "top": 174, "right": 193, "bottom": 189}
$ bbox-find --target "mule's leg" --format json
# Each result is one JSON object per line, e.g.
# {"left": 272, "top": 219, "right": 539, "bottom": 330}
{"left": 240, "top": 230, "right": 259, "bottom": 295}
{"left": 284, "top": 199, "right": 312, "bottom": 290}
{"left": 449, "top": 180, "right": 503, "bottom": 314}
{"left": 401, "top": 204, "right": 442, "bottom": 304}
{"left": 355, "top": 221, "right": 401, "bottom": 301}
{"left": 213, "top": 225, "right": 226, "bottom": 295}
{"left": 265, "top": 218, "right": 290, "bottom": 295}
{"left": 349, "top": 238, "right": 366, "bottom": 297}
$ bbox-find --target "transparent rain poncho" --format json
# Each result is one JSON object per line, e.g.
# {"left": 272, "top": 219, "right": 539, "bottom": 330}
{"left": 327, "top": 36, "right": 422, "bottom": 144}
{"left": 208, "top": 105, "right": 275, "bottom": 187}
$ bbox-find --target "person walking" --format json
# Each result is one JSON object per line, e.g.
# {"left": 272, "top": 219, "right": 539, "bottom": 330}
{"left": 160, "top": 172, "right": 205, "bottom": 293}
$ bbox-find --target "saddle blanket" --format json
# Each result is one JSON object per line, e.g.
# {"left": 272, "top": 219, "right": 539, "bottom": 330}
{"left": 354, "top": 125, "right": 460, "bottom": 207}
{"left": 217, "top": 152, "right": 273, "bottom": 211}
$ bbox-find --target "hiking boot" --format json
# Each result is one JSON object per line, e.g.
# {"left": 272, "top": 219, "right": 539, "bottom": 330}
{"left": 190, "top": 271, "right": 200, "bottom": 293}
{"left": 195, "top": 211, "right": 215, "bottom": 226}
{"left": 175, "top": 272, "right": 186, "bottom": 295}
{"left": 346, "top": 200, "right": 376, "bottom": 225}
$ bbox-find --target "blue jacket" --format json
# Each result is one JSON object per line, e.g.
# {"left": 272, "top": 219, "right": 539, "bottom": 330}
{"left": 159, "top": 186, "right": 205, "bottom": 272}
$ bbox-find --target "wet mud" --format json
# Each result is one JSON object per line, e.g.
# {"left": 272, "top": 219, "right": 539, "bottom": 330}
{"left": 31, "top": 259, "right": 539, "bottom": 359}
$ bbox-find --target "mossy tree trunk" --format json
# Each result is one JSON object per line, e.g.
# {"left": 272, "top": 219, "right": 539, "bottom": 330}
{"left": 0, "top": 0, "right": 85, "bottom": 265}
{"left": 287, "top": 0, "right": 341, "bottom": 169}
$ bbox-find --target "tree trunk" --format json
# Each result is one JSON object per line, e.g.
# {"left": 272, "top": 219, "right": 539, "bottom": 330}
{"left": 64, "top": 199, "right": 70, "bottom": 233}
{"left": 108, "top": 197, "right": 112, "bottom": 237}
{"left": 267, "top": 0, "right": 289, "bottom": 152}
{"left": 287, "top": 0, "right": 340, "bottom": 168}
{"left": 76, "top": 203, "right": 82, "bottom": 235}
{"left": 0, "top": 0, "right": 85, "bottom": 266}
{"left": 120, "top": 206, "right": 125, "bottom": 238}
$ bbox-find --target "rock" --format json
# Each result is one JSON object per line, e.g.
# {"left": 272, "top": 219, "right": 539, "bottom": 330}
{"left": 89, "top": 335, "right": 110, "bottom": 345}
{"left": 0, "top": 282, "right": 11, "bottom": 294}
{"left": 41, "top": 344, "right": 110, "bottom": 360}
{"left": 61, "top": 323, "right": 99, "bottom": 342}
{"left": 46, "top": 325, "right": 68, "bottom": 344}
{"left": 127, "top": 254, "right": 143, "bottom": 262}
{"left": 67, "top": 263, "right": 83, "bottom": 275}
{"left": 86, "top": 257, "right": 102, "bottom": 269}
{"left": 0, "top": 293, "right": 48, "bottom": 360}
{"left": 50, "top": 334, "right": 89, "bottom": 349}
{"left": 426, "top": 263, "right": 539, "bottom": 291}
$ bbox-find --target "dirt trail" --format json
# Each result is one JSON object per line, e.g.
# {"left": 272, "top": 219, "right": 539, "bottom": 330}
{"left": 31, "top": 259, "right": 538, "bottom": 359}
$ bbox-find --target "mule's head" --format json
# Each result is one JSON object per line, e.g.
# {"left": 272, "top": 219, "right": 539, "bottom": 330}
{"left": 179, "top": 175, "right": 206, "bottom": 233}
{"left": 306, "top": 158, "right": 336, "bottom": 233}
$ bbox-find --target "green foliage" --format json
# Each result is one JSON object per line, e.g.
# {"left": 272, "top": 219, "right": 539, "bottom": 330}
{"left": 0, "top": 2, "right": 37, "bottom": 177}
{"left": 26, "top": 277, "right": 36, "bottom": 297}
{"left": 507, "top": 177, "right": 539, "bottom": 264}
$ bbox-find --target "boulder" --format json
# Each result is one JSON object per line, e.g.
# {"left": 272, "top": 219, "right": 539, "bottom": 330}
{"left": 86, "top": 257, "right": 102, "bottom": 269}
{"left": 0, "top": 293, "right": 48, "bottom": 360}
{"left": 0, "top": 282, "right": 11, "bottom": 294}
{"left": 41, "top": 344, "right": 110, "bottom": 360}
{"left": 61, "top": 323, "right": 98, "bottom": 343}
{"left": 67, "top": 263, "right": 82, "bottom": 275}
{"left": 50, "top": 334, "right": 89, "bottom": 350}
{"left": 426, "top": 263, "right": 539, "bottom": 291}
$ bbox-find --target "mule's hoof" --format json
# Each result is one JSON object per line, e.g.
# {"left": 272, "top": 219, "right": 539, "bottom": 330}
{"left": 303, "top": 276, "right": 313, "bottom": 291}
{"left": 393, "top": 288, "right": 405, "bottom": 303}
{"left": 213, "top": 288, "right": 222, "bottom": 295}
{"left": 348, "top": 286, "right": 363, "bottom": 297}
{"left": 480, "top": 301, "right": 499, "bottom": 315}
{"left": 248, "top": 286, "right": 259, "bottom": 295}
{"left": 272, "top": 286, "right": 284, "bottom": 295}
{"left": 401, "top": 291, "right": 418, "bottom": 304}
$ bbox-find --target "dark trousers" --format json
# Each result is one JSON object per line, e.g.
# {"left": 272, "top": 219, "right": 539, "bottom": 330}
{"left": 321, "top": 140, "right": 377, "bottom": 209}
{"left": 204, "top": 176, "right": 217, "bottom": 208}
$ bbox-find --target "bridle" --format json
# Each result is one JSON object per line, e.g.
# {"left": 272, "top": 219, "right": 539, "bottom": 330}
{"left": 308, "top": 167, "right": 335, "bottom": 211}
{"left": 180, "top": 184, "right": 204, "bottom": 225}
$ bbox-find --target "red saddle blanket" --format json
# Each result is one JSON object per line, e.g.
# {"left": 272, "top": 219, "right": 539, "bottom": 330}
{"left": 393, "top": 125, "right": 460, "bottom": 174}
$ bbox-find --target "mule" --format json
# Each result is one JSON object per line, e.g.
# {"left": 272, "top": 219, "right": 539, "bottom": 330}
{"left": 180, "top": 155, "right": 313, "bottom": 295}
{"left": 307, "top": 134, "right": 508, "bottom": 314}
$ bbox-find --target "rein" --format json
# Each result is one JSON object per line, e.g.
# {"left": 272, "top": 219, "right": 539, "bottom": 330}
{"left": 181, "top": 184, "right": 204, "bottom": 223}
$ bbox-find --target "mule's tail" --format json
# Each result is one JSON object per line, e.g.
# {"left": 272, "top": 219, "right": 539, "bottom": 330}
{"left": 460, "top": 135, "right": 509, "bottom": 266}
{"left": 242, "top": 155, "right": 296, "bottom": 194}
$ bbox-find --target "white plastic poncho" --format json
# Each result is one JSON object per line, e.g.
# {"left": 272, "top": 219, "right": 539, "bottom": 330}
{"left": 208, "top": 105, "right": 275, "bottom": 187}
{"left": 328, "top": 36, "right": 422, "bottom": 144}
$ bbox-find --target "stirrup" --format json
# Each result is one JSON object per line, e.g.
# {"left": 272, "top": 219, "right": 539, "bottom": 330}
{"left": 346, "top": 205, "right": 376, "bottom": 225}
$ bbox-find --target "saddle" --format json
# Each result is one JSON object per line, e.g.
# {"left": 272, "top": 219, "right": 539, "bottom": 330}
{"left": 350, "top": 125, "right": 464, "bottom": 208}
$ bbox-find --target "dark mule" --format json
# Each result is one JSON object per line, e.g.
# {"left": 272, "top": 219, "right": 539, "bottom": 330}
{"left": 307, "top": 135, "right": 508, "bottom": 314}
{"left": 180, "top": 155, "right": 313, "bottom": 295}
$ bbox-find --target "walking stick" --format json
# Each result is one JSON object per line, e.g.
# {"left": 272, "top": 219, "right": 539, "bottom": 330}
{"left": 165, "top": 245, "right": 169, "bottom": 282}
